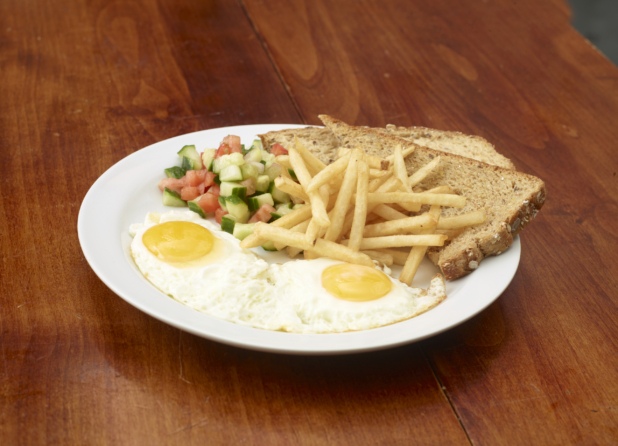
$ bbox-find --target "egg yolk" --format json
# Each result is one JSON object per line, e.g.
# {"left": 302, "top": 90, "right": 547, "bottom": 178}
{"left": 321, "top": 263, "right": 393, "bottom": 302}
{"left": 142, "top": 221, "right": 215, "bottom": 263}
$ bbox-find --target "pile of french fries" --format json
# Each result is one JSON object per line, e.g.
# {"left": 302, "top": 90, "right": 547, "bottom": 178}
{"left": 240, "top": 137, "right": 485, "bottom": 285}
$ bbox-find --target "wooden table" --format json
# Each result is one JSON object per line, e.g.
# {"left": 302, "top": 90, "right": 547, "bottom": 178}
{"left": 2, "top": 0, "right": 617, "bottom": 444}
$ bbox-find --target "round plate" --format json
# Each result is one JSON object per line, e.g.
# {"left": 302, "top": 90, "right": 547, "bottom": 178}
{"left": 78, "top": 124, "right": 520, "bottom": 355}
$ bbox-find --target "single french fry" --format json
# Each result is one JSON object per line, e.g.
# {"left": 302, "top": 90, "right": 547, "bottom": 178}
{"left": 275, "top": 155, "right": 292, "bottom": 170}
{"left": 287, "top": 246, "right": 303, "bottom": 258}
{"left": 337, "top": 147, "right": 389, "bottom": 170}
{"left": 348, "top": 157, "right": 369, "bottom": 251}
{"left": 305, "top": 217, "right": 321, "bottom": 244}
{"left": 307, "top": 238, "right": 375, "bottom": 267}
{"left": 354, "top": 234, "right": 447, "bottom": 250}
{"left": 408, "top": 156, "right": 441, "bottom": 188}
{"left": 253, "top": 222, "right": 313, "bottom": 251}
{"left": 294, "top": 136, "right": 327, "bottom": 174}
{"left": 305, "top": 152, "right": 351, "bottom": 193}
{"left": 399, "top": 205, "right": 442, "bottom": 286}
{"left": 369, "top": 169, "right": 388, "bottom": 179}
{"left": 275, "top": 176, "right": 309, "bottom": 201}
{"left": 288, "top": 147, "right": 330, "bottom": 227}
{"left": 424, "top": 185, "right": 453, "bottom": 194}
{"left": 368, "top": 169, "right": 394, "bottom": 192}
{"left": 324, "top": 150, "right": 360, "bottom": 241}
{"left": 274, "top": 218, "right": 311, "bottom": 250}
{"left": 437, "top": 211, "right": 485, "bottom": 229}
{"left": 436, "top": 228, "right": 465, "bottom": 239}
{"left": 374, "top": 248, "right": 411, "bottom": 266}
{"left": 363, "top": 213, "right": 438, "bottom": 238}
{"left": 385, "top": 145, "right": 415, "bottom": 162}
{"left": 393, "top": 144, "right": 412, "bottom": 193}
{"left": 372, "top": 204, "right": 408, "bottom": 221}
{"left": 240, "top": 204, "right": 313, "bottom": 249}
{"left": 361, "top": 250, "right": 393, "bottom": 266}
{"left": 366, "top": 192, "right": 466, "bottom": 208}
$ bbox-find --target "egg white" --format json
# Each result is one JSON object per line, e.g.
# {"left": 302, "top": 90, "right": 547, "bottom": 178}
{"left": 130, "top": 211, "right": 446, "bottom": 334}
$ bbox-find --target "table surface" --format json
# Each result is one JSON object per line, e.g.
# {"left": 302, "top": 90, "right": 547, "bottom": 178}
{"left": 2, "top": 0, "right": 617, "bottom": 444}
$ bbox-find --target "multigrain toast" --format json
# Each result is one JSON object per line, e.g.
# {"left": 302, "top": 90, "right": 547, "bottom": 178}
{"left": 318, "top": 115, "right": 546, "bottom": 280}
{"left": 259, "top": 119, "right": 546, "bottom": 280}
{"left": 377, "top": 125, "right": 516, "bottom": 170}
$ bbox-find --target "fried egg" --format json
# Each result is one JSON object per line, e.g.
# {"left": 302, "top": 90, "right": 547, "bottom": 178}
{"left": 130, "top": 211, "right": 446, "bottom": 333}
{"left": 269, "top": 258, "right": 446, "bottom": 333}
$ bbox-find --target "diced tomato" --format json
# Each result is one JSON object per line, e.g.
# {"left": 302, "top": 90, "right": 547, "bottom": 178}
{"left": 204, "top": 171, "right": 217, "bottom": 189}
{"left": 197, "top": 183, "right": 206, "bottom": 195}
{"left": 222, "top": 135, "right": 242, "bottom": 152}
{"left": 186, "top": 170, "right": 207, "bottom": 187}
{"left": 215, "top": 142, "right": 242, "bottom": 158}
{"left": 198, "top": 193, "right": 221, "bottom": 214}
{"left": 249, "top": 203, "right": 277, "bottom": 223}
{"left": 240, "top": 178, "right": 256, "bottom": 196}
{"left": 271, "top": 143, "right": 288, "bottom": 157}
{"left": 180, "top": 186, "right": 201, "bottom": 201}
{"left": 209, "top": 184, "right": 220, "bottom": 197}
{"left": 158, "top": 177, "right": 186, "bottom": 194}
{"left": 215, "top": 207, "right": 228, "bottom": 224}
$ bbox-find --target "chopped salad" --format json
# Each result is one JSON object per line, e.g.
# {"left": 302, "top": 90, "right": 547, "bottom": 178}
{"left": 158, "top": 135, "right": 299, "bottom": 250}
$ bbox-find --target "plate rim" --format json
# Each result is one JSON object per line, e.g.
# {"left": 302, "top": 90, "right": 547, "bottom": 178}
{"left": 78, "top": 124, "right": 520, "bottom": 355}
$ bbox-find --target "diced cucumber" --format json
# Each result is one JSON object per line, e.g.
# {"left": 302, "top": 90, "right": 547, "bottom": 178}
{"left": 188, "top": 199, "right": 206, "bottom": 218}
{"left": 178, "top": 145, "right": 202, "bottom": 170}
{"left": 218, "top": 196, "right": 228, "bottom": 211}
{"left": 265, "top": 163, "right": 282, "bottom": 181}
{"left": 164, "top": 166, "right": 185, "bottom": 179}
{"left": 233, "top": 223, "right": 255, "bottom": 241}
{"left": 262, "top": 152, "right": 276, "bottom": 168}
{"left": 251, "top": 139, "right": 263, "bottom": 150}
{"left": 269, "top": 213, "right": 281, "bottom": 222}
{"left": 181, "top": 156, "right": 194, "bottom": 172}
{"left": 219, "top": 164, "right": 243, "bottom": 182}
{"left": 213, "top": 152, "right": 244, "bottom": 173}
{"left": 219, "top": 181, "right": 242, "bottom": 197}
{"left": 247, "top": 193, "right": 274, "bottom": 212}
{"left": 292, "top": 203, "right": 305, "bottom": 210}
{"left": 269, "top": 182, "right": 291, "bottom": 204}
{"left": 202, "top": 149, "right": 216, "bottom": 172}
{"left": 276, "top": 202, "right": 294, "bottom": 215}
{"left": 240, "top": 163, "right": 258, "bottom": 179}
{"left": 231, "top": 186, "right": 247, "bottom": 201}
{"left": 262, "top": 241, "right": 277, "bottom": 251}
{"left": 244, "top": 148, "right": 262, "bottom": 163}
{"left": 220, "top": 215, "right": 236, "bottom": 234}
{"left": 225, "top": 195, "right": 250, "bottom": 223}
{"left": 162, "top": 188, "right": 186, "bottom": 207}
{"left": 255, "top": 175, "right": 271, "bottom": 192}
{"left": 213, "top": 174, "right": 221, "bottom": 186}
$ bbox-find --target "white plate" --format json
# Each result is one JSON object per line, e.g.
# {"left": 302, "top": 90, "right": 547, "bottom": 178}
{"left": 78, "top": 124, "right": 520, "bottom": 355}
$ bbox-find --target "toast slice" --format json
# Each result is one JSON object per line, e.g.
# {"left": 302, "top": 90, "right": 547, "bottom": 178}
{"left": 259, "top": 124, "right": 515, "bottom": 170}
{"left": 376, "top": 125, "right": 516, "bottom": 170}
{"left": 318, "top": 115, "right": 546, "bottom": 280}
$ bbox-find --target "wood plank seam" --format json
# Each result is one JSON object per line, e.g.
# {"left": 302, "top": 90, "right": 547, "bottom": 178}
{"left": 236, "top": 0, "right": 306, "bottom": 124}
{"left": 421, "top": 348, "right": 474, "bottom": 445}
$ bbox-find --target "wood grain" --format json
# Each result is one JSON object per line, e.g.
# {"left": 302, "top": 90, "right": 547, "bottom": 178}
{"left": 243, "top": 0, "right": 618, "bottom": 444}
{"left": 0, "top": 0, "right": 468, "bottom": 444}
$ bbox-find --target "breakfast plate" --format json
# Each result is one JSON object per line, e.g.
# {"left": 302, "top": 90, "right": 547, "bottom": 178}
{"left": 78, "top": 124, "right": 520, "bottom": 355}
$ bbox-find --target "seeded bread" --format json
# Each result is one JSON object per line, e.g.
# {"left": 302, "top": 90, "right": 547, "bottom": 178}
{"left": 377, "top": 125, "right": 516, "bottom": 170}
{"left": 318, "top": 115, "right": 546, "bottom": 280}
{"left": 259, "top": 126, "right": 343, "bottom": 164}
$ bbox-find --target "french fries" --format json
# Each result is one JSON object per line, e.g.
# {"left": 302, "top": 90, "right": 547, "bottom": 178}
{"left": 249, "top": 139, "right": 483, "bottom": 284}
{"left": 288, "top": 147, "right": 330, "bottom": 228}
